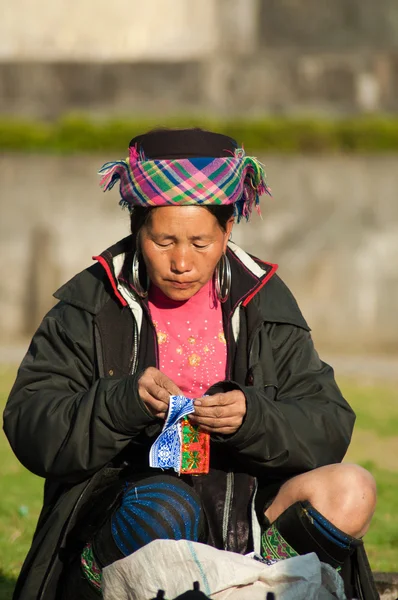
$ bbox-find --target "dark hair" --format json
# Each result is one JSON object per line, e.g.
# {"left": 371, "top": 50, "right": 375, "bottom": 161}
{"left": 130, "top": 205, "right": 235, "bottom": 238}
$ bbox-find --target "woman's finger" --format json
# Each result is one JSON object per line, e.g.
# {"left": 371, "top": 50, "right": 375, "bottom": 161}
{"left": 155, "top": 370, "right": 183, "bottom": 397}
{"left": 189, "top": 414, "right": 240, "bottom": 428}
{"left": 141, "top": 368, "right": 182, "bottom": 400}
{"left": 143, "top": 380, "right": 172, "bottom": 405}
{"left": 139, "top": 384, "right": 169, "bottom": 407}
{"left": 153, "top": 411, "right": 167, "bottom": 419}
{"left": 194, "top": 394, "right": 231, "bottom": 407}
{"left": 194, "top": 424, "right": 238, "bottom": 435}
{"left": 192, "top": 404, "right": 238, "bottom": 419}
{"left": 140, "top": 389, "right": 169, "bottom": 415}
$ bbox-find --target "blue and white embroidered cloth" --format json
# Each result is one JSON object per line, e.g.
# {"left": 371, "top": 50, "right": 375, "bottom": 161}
{"left": 149, "top": 395, "right": 194, "bottom": 474}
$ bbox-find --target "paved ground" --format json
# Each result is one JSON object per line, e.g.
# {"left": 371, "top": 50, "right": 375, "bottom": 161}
{"left": 323, "top": 354, "right": 398, "bottom": 383}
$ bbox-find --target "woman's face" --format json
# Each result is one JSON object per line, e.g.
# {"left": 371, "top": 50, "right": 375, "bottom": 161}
{"left": 140, "top": 206, "right": 234, "bottom": 301}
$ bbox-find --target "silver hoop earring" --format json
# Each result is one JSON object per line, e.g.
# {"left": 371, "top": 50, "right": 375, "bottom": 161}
{"left": 132, "top": 251, "right": 148, "bottom": 298}
{"left": 215, "top": 253, "right": 231, "bottom": 303}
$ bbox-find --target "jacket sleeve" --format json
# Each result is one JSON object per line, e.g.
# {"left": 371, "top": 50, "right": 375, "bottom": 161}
{"left": 213, "top": 324, "right": 355, "bottom": 476}
{"left": 3, "top": 302, "right": 154, "bottom": 482}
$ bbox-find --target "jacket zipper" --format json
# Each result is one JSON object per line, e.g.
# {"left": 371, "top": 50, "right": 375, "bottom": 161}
{"left": 129, "top": 319, "right": 139, "bottom": 374}
{"left": 117, "top": 282, "right": 141, "bottom": 375}
{"left": 222, "top": 472, "right": 234, "bottom": 550}
{"left": 122, "top": 281, "right": 159, "bottom": 371}
{"left": 222, "top": 312, "right": 236, "bottom": 549}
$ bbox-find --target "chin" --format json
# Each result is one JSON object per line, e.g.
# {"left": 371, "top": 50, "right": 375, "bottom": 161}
{"left": 161, "top": 282, "right": 200, "bottom": 301}
{"left": 166, "top": 288, "right": 197, "bottom": 301}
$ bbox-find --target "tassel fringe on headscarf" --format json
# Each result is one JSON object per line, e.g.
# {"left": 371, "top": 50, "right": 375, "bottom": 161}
{"left": 99, "top": 146, "right": 271, "bottom": 222}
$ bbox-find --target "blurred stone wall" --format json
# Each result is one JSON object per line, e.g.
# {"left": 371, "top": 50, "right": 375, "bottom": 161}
{"left": 1, "top": 0, "right": 398, "bottom": 353}
{"left": 1, "top": 153, "right": 397, "bottom": 353}
{"left": 1, "top": 0, "right": 398, "bottom": 116}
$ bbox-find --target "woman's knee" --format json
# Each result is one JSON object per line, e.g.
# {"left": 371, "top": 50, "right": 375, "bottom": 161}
{"left": 323, "top": 463, "right": 377, "bottom": 536}
{"left": 331, "top": 463, "right": 376, "bottom": 508}
{"left": 311, "top": 464, "right": 376, "bottom": 521}
{"left": 265, "top": 463, "right": 377, "bottom": 537}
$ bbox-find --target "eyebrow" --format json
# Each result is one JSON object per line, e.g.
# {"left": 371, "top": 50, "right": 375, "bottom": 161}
{"left": 152, "top": 233, "right": 213, "bottom": 241}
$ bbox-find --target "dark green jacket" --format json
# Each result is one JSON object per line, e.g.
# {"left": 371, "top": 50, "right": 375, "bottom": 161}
{"left": 3, "top": 237, "right": 355, "bottom": 600}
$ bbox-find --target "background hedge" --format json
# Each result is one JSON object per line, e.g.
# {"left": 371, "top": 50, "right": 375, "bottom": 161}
{"left": 1, "top": 115, "right": 398, "bottom": 153}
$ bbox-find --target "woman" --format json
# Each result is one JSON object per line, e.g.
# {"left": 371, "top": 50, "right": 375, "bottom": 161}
{"left": 4, "top": 128, "right": 378, "bottom": 600}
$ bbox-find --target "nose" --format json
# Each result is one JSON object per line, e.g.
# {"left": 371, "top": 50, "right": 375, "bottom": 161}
{"left": 170, "top": 246, "right": 193, "bottom": 274}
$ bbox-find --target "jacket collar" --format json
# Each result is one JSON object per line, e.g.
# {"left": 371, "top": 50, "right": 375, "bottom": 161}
{"left": 226, "top": 241, "right": 278, "bottom": 312}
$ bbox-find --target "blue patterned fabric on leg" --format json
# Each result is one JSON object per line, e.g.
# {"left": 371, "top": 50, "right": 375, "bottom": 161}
{"left": 111, "top": 475, "right": 204, "bottom": 556}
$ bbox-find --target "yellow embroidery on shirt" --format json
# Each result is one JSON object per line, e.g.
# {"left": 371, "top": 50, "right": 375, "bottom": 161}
{"left": 218, "top": 331, "right": 226, "bottom": 344}
{"left": 188, "top": 354, "right": 201, "bottom": 367}
{"left": 157, "top": 331, "right": 168, "bottom": 345}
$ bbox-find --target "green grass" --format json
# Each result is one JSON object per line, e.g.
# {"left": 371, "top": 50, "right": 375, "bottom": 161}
{"left": 340, "top": 380, "right": 398, "bottom": 438}
{"left": 359, "top": 462, "right": 398, "bottom": 572}
{"left": 338, "top": 379, "right": 398, "bottom": 571}
{"left": 0, "top": 366, "right": 397, "bottom": 599}
{"left": 0, "top": 368, "right": 44, "bottom": 599}
{"left": 2, "top": 115, "right": 398, "bottom": 153}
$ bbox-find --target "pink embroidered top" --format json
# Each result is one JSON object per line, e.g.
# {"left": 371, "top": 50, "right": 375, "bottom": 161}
{"left": 148, "top": 280, "right": 227, "bottom": 398}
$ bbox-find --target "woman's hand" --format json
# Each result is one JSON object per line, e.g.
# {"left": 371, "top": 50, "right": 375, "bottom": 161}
{"left": 189, "top": 390, "right": 247, "bottom": 435}
{"left": 138, "top": 367, "right": 182, "bottom": 419}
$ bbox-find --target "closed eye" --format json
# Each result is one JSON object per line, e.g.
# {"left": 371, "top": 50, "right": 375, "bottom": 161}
{"left": 156, "top": 242, "right": 173, "bottom": 248}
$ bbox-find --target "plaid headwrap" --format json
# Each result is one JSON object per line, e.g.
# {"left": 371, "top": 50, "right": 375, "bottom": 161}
{"left": 99, "top": 143, "right": 271, "bottom": 221}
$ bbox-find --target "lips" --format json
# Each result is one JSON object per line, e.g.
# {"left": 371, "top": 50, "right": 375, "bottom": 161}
{"left": 168, "top": 280, "right": 194, "bottom": 284}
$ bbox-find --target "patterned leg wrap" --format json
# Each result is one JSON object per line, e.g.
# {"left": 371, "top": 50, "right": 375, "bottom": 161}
{"left": 261, "top": 522, "right": 299, "bottom": 564}
{"left": 261, "top": 501, "right": 362, "bottom": 570}
{"left": 81, "top": 543, "right": 102, "bottom": 594}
